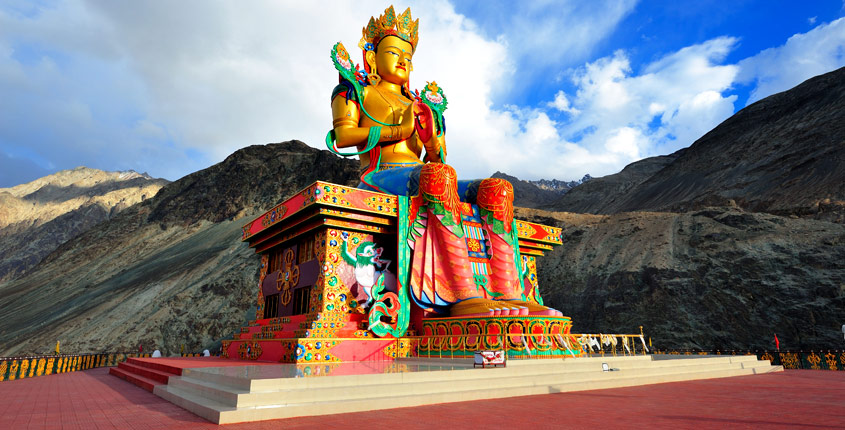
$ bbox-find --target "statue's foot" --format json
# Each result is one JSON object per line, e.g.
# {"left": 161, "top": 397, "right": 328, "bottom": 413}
{"left": 449, "top": 298, "right": 528, "bottom": 317}
{"left": 501, "top": 300, "right": 563, "bottom": 317}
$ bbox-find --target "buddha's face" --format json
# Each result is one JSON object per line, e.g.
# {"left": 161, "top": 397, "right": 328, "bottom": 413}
{"left": 369, "top": 35, "right": 414, "bottom": 85}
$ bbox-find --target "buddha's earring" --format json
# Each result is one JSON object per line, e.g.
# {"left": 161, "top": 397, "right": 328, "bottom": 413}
{"left": 364, "top": 47, "right": 380, "bottom": 86}
{"left": 368, "top": 63, "right": 381, "bottom": 86}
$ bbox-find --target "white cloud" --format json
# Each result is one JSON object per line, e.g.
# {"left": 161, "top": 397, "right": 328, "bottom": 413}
{"left": 604, "top": 127, "right": 643, "bottom": 159}
{"left": 498, "top": 1, "right": 637, "bottom": 66}
{"left": 0, "top": 1, "right": 208, "bottom": 178}
{"left": 738, "top": 17, "right": 845, "bottom": 104}
{"left": 549, "top": 91, "right": 580, "bottom": 115}
{"left": 460, "top": 0, "right": 638, "bottom": 98}
{"left": 537, "top": 17, "right": 845, "bottom": 180}
{"left": 541, "top": 38, "right": 739, "bottom": 177}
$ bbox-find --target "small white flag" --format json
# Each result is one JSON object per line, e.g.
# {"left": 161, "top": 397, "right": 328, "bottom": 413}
{"left": 639, "top": 335, "right": 649, "bottom": 353}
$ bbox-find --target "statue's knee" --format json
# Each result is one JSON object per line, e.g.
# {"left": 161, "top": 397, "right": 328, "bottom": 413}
{"left": 477, "top": 178, "right": 514, "bottom": 206}
{"left": 420, "top": 163, "right": 457, "bottom": 180}
{"left": 419, "top": 163, "right": 458, "bottom": 201}
{"left": 476, "top": 178, "right": 515, "bottom": 229}
{"left": 480, "top": 177, "right": 513, "bottom": 191}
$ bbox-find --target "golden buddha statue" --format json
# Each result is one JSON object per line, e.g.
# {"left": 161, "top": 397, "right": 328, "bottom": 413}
{"left": 327, "top": 6, "right": 560, "bottom": 318}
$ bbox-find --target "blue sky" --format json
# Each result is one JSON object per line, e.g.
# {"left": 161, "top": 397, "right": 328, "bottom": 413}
{"left": 1, "top": 1, "right": 844, "bottom": 187}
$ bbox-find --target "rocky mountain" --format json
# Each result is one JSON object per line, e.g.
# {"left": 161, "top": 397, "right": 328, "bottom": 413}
{"left": 493, "top": 173, "right": 594, "bottom": 208}
{"left": 491, "top": 171, "right": 563, "bottom": 208}
{"left": 544, "top": 152, "right": 683, "bottom": 213}
{"left": 0, "top": 141, "right": 359, "bottom": 356}
{"left": 529, "top": 175, "right": 592, "bottom": 194}
{"left": 0, "top": 168, "right": 168, "bottom": 282}
{"left": 552, "top": 66, "right": 845, "bottom": 218}
{"left": 518, "top": 207, "right": 845, "bottom": 351}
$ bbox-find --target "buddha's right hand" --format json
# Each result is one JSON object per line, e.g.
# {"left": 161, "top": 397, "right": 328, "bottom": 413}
{"left": 397, "top": 104, "right": 416, "bottom": 141}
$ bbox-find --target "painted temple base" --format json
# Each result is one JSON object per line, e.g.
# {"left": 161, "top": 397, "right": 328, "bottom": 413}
{"left": 419, "top": 315, "right": 581, "bottom": 359}
{"left": 231, "top": 181, "right": 572, "bottom": 364}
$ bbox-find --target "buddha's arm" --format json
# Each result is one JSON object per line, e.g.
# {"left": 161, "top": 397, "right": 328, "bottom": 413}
{"left": 331, "top": 93, "right": 414, "bottom": 149}
{"left": 331, "top": 94, "right": 368, "bottom": 148}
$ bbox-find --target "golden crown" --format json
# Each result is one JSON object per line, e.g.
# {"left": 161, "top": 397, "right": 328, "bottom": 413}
{"left": 359, "top": 5, "right": 419, "bottom": 51}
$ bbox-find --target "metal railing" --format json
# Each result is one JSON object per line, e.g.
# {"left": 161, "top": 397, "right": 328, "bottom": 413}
{"left": 0, "top": 353, "right": 152, "bottom": 382}
{"left": 652, "top": 349, "right": 845, "bottom": 371}
{"left": 377, "top": 333, "right": 650, "bottom": 360}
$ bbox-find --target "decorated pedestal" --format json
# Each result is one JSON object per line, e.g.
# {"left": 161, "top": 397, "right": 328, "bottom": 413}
{"left": 419, "top": 315, "right": 578, "bottom": 359}
{"left": 224, "top": 181, "right": 579, "bottom": 363}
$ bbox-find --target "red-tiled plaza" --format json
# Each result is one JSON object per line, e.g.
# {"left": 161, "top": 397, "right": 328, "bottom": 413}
{"left": 0, "top": 367, "right": 843, "bottom": 429}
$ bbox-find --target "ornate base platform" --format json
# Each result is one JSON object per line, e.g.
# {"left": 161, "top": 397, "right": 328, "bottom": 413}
{"left": 226, "top": 181, "right": 574, "bottom": 364}
{"left": 419, "top": 315, "right": 581, "bottom": 358}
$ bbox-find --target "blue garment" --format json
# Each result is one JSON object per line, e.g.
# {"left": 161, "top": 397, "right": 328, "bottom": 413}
{"left": 357, "top": 164, "right": 423, "bottom": 196}
{"left": 357, "top": 163, "right": 481, "bottom": 202}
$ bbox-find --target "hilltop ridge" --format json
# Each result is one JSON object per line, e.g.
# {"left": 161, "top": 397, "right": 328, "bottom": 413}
{"left": 0, "top": 167, "right": 169, "bottom": 282}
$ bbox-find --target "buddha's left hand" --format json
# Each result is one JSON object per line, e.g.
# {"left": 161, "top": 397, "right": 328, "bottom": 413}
{"left": 413, "top": 101, "right": 445, "bottom": 163}
{"left": 413, "top": 101, "right": 434, "bottom": 143}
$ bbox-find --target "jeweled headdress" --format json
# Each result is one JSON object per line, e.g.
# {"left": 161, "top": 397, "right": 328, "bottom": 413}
{"left": 358, "top": 5, "right": 419, "bottom": 52}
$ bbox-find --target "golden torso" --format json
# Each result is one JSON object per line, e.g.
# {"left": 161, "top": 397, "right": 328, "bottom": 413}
{"left": 357, "top": 85, "right": 423, "bottom": 166}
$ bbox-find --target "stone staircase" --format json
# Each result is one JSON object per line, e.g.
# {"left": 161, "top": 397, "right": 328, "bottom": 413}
{"left": 152, "top": 354, "right": 782, "bottom": 424}
{"left": 109, "top": 357, "right": 183, "bottom": 392}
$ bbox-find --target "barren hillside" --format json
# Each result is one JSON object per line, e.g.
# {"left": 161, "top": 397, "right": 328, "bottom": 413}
{"left": 517, "top": 207, "right": 845, "bottom": 350}
{"left": 0, "top": 167, "right": 168, "bottom": 282}
{"left": 0, "top": 142, "right": 359, "bottom": 356}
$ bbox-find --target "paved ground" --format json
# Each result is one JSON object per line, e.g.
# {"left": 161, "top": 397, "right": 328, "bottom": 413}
{"left": 0, "top": 367, "right": 843, "bottom": 429}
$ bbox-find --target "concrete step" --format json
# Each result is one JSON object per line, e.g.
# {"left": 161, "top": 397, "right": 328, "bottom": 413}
{"left": 179, "top": 355, "right": 765, "bottom": 394}
{"left": 117, "top": 361, "right": 173, "bottom": 384}
{"left": 748, "top": 364, "right": 784, "bottom": 373}
{"left": 154, "top": 384, "right": 234, "bottom": 423}
{"left": 209, "top": 366, "right": 763, "bottom": 424}
{"left": 166, "top": 376, "right": 248, "bottom": 407}
{"left": 154, "top": 356, "right": 783, "bottom": 424}
{"left": 168, "top": 356, "right": 778, "bottom": 408}
{"left": 509, "top": 354, "right": 758, "bottom": 369}
{"left": 109, "top": 367, "right": 162, "bottom": 392}
{"left": 126, "top": 357, "right": 184, "bottom": 376}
